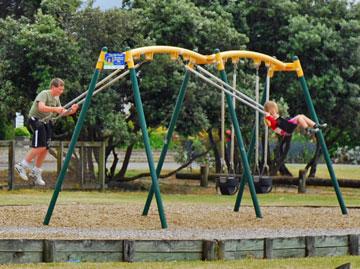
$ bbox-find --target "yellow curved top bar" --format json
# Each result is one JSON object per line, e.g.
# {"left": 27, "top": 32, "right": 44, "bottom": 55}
{"left": 125, "top": 46, "right": 301, "bottom": 74}
{"left": 128, "top": 46, "right": 211, "bottom": 64}
{"left": 219, "top": 51, "right": 286, "bottom": 69}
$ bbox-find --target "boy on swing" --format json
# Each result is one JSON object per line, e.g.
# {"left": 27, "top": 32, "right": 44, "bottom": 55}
{"left": 15, "top": 78, "right": 79, "bottom": 185}
{"left": 264, "top": 100, "right": 327, "bottom": 136}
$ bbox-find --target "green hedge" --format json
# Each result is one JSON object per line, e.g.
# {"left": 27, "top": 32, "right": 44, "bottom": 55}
{"left": 14, "top": 126, "right": 31, "bottom": 137}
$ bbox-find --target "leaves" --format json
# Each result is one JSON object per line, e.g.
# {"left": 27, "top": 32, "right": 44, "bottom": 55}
{"left": 0, "top": 0, "right": 359, "bottom": 152}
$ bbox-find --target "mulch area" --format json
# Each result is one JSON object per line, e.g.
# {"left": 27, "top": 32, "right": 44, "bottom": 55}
{"left": 0, "top": 171, "right": 359, "bottom": 240}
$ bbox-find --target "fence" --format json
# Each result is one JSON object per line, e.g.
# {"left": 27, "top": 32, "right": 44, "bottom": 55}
{"left": 0, "top": 140, "right": 106, "bottom": 190}
{"left": 0, "top": 141, "right": 15, "bottom": 190}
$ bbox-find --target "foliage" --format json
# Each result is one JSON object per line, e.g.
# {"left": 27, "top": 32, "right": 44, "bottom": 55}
{"left": 133, "top": 127, "right": 181, "bottom": 150}
{"left": 0, "top": 0, "right": 42, "bottom": 19}
{"left": 0, "top": 11, "right": 81, "bottom": 133}
{"left": 282, "top": 1, "right": 360, "bottom": 149}
{"left": 284, "top": 141, "right": 317, "bottom": 163}
{"left": 14, "top": 126, "right": 31, "bottom": 137}
{"left": 65, "top": 7, "right": 148, "bottom": 146}
{"left": 333, "top": 146, "right": 360, "bottom": 165}
{"left": 0, "top": 122, "right": 15, "bottom": 140}
{"left": 1, "top": 0, "right": 359, "bottom": 178}
{"left": 173, "top": 133, "right": 210, "bottom": 165}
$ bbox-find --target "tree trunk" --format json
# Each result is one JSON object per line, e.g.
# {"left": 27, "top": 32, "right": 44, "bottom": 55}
{"left": 207, "top": 128, "right": 221, "bottom": 173}
{"left": 86, "top": 147, "right": 96, "bottom": 180}
{"left": 269, "top": 135, "right": 292, "bottom": 176}
{"left": 305, "top": 136, "right": 321, "bottom": 177}
{"left": 123, "top": 148, "right": 211, "bottom": 181}
{"left": 107, "top": 148, "right": 119, "bottom": 180}
{"left": 114, "top": 142, "right": 135, "bottom": 181}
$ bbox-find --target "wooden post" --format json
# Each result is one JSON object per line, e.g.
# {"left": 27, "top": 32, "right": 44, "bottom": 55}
{"left": 305, "top": 236, "right": 315, "bottom": 257}
{"left": 264, "top": 238, "right": 273, "bottom": 259}
{"left": 123, "top": 240, "right": 134, "bottom": 262}
{"left": 200, "top": 164, "right": 209, "bottom": 187}
{"left": 217, "top": 241, "right": 225, "bottom": 260}
{"left": 56, "top": 141, "right": 64, "bottom": 176}
{"left": 349, "top": 234, "right": 359, "bottom": 255}
{"left": 298, "top": 169, "right": 307, "bottom": 193}
{"left": 98, "top": 141, "right": 106, "bottom": 190}
{"left": 80, "top": 144, "right": 85, "bottom": 187}
{"left": 8, "top": 140, "right": 15, "bottom": 190}
{"left": 43, "top": 240, "right": 55, "bottom": 262}
{"left": 202, "top": 240, "right": 216, "bottom": 260}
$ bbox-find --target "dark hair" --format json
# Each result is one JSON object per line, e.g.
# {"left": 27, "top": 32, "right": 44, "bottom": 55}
{"left": 50, "top": 78, "right": 64, "bottom": 88}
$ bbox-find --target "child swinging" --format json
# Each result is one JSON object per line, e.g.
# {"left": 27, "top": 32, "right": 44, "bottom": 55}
{"left": 264, "top": 101, "right": 327, "bottom": 136}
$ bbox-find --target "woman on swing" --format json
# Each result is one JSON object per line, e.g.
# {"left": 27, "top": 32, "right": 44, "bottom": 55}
{"left": 264, "top": 100, "right": 327, "bottom": 136}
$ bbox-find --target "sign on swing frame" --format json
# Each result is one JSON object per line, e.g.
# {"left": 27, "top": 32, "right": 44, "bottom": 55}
{"left": 104, "top": 52, "right": 126, "bottom": 69}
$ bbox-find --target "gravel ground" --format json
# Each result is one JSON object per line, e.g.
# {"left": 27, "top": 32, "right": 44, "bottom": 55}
{"left": 0, "top": 203, "right": 359, "bottom": 240}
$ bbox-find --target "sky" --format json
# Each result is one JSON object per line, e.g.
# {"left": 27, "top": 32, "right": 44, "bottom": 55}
{"left": 93, "top": 0, "right": 123, "bottom": 10}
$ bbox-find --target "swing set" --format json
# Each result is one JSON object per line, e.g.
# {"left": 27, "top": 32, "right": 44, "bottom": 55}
{"left": 42, "top": 46, "right": 348, "bottom": 229}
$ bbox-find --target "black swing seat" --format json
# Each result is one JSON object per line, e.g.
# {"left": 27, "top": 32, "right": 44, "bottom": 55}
{"left": 217, "top": 174, "right": 239, "bottom": 195}
{"left": 253, "top": 175, "right": 273, "bottom": 194}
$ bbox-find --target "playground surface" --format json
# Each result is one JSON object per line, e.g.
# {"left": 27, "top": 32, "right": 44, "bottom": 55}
{"left": 1, "top": 168, "right": 360, "bottom": 241}
{"left": 0, "top": 197, "right": 359, "bottom": 240}
{"left": 0, "top": 179, "right": 359, "bottom": 263}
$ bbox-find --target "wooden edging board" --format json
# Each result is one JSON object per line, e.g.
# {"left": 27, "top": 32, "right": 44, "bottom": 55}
{"left": 0, "top": 234, "right": 358, "bottom": 264}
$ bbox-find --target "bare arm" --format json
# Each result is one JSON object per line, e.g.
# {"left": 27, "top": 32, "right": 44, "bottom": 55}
{"left": 38, "top": 101, "right": 66, "bottom": 114}
{"left": 59, "top": 103, "right": 79, "bottom": 117}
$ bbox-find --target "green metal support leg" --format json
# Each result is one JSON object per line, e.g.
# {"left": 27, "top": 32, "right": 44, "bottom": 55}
{"left": 143, "top": 70, "right": 190, "bottom": 216}
{"left": 219, "top": 69, "right": 262, "bottom": 218}
{"left": 234, "top": 87, "right": 267, "bottom": 212}
{"left": 129, "top": 66, "right": 168, "bottom": 228}
{"left": 295, "top": 57, "right": 347, "bottom": 215}
{"left": 44, "top": 47, "right": 107, "bottom": 225}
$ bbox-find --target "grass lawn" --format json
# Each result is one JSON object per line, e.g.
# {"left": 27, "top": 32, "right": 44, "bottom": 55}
{"left": 0, "top": 256, "right": 359, "bottom": 269}
{"left": 1, "top": 184, "right": 360, "bottom": 207}
{"left": 128, "top": 163, "right": 360, "bottom": 180}
{"left": 0, "top": 164, "right": 359, "bottom": 207}
{"left": 286, "top": 163, "right": 360, "bottom": 180}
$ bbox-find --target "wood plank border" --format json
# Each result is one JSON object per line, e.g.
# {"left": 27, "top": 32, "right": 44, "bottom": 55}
{"left": 0, "top": 234, "right": 358, "bottom": 264}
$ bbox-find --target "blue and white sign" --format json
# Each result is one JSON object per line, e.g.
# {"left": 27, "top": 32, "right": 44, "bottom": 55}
{"left": 104, "top": 52, "right": 125, "bottom": 69}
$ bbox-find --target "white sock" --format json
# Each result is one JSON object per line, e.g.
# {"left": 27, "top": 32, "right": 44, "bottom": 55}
{"left": 21, "top": 160, "right": 31, "bottom": 168}
{"left": 33, "top": 166, "right": 42, "bottom": 172}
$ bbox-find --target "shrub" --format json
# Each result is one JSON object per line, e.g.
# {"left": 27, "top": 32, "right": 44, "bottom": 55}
{"left": 134, "top": 127, "right": 181, "bottom": 150}
{"left": 333, "top": 146, "right": 360, "bottom": 165}
{"left": 173, "top": 136, "right": 211, "bottom": 165}
{"left": 14, "top": 126, "right": 31, "bottom": 137}
{"left": 2, "top": 123, "right": 15, "bottom": 139}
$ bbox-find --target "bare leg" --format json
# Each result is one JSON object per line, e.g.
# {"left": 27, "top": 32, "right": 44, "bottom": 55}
{"left": 25, "top": 147, "right": 47, "bottom": 168}
{"left": 35, "top": 148, "right": 48, "bottom": 168}
{"left": 292, "top": 114, "right": 315, "bottom": 129}
{"left": 25, "top": 148, "right": 44, "bottom": 163}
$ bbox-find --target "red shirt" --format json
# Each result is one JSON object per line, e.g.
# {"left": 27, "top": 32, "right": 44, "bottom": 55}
{"left": 264, "top": 115, "right": 288, "bottom": 136}
{"left": 264, "top": 115, "right": 278, "bottom": 130}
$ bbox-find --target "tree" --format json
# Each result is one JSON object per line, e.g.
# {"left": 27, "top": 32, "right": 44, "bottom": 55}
{"left": 0, "top": 0, "right": 41, "bottom": 19}
{"left": 65, "top": 6, "right": 150, "bottom": 180}
{"left": 126, "top": 0, "right": 250, "bottom": 174}
{"left": 283, "top": 0, "right": 360, "bottom": 149}
{"left": 0, "top": 11, "right": 81, "bottom": 138}
{"left": 243, "top": 0, "right": 360, "bottom": 175}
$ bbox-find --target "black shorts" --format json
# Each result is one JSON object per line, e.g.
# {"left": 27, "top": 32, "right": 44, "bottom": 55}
{"left": 28, "top": 117, "right": 53, "bottom": 149}
{"left": 277, "top": 117, "right": 297, "bottom": 134}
